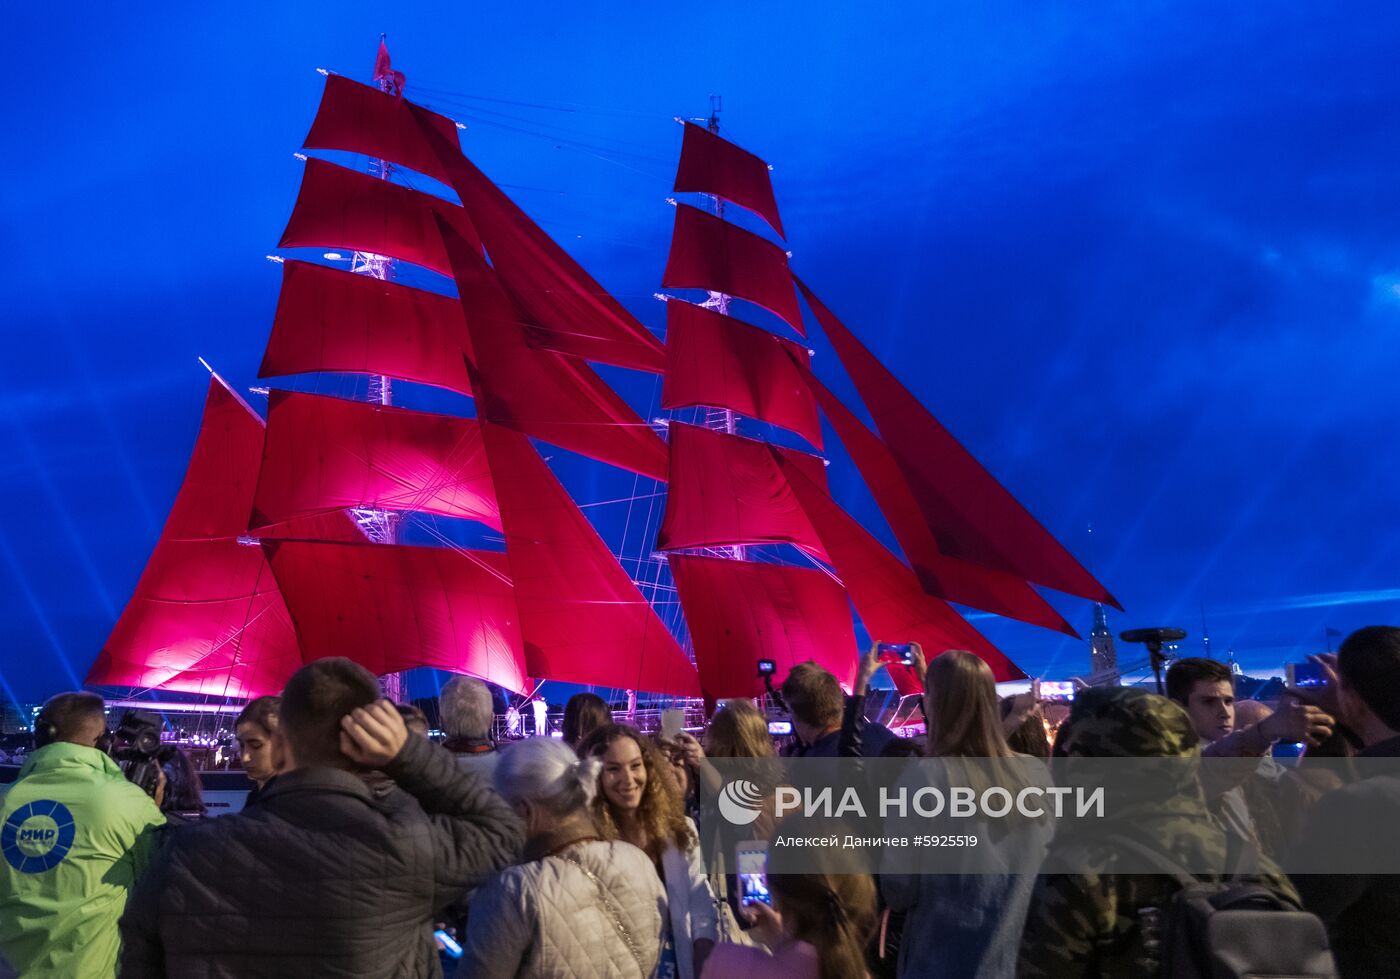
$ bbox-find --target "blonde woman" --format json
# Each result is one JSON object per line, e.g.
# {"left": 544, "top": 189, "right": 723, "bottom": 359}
{"left": 880, "top": 649, "right": 1054, "bottom": 979}
{"left": 579, "top": 723, "right": 719, "bottom": 979}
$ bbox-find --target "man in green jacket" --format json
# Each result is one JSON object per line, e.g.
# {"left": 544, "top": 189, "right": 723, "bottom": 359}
{"left": 0, "top": 692, "right": 165, "bottom": 978}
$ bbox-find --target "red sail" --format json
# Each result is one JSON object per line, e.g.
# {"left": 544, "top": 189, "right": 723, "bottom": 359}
{"left": 435, "top": 215, "right": 668, "bottom": 480}
{"left": 797, "top": 279, "right": 1118, "bottom": 608}
{"left": 656, "top": 423, "right": 829, "bottom": 559}
{"left": 278, "top": 157, "right": 482, "bottom": 277}
{"left": 809, "top": 375, "right": 1077, "bottom": 636}
{"left": 87, "top": 379, "right": 307, "bottom": 698}
{"left": 265, "top": 540, "right": 527, "bottom": 691}
{"left": 669, "top": 554, "right": 854, "bottom": 699}
{"left": 403, "top": 101, "right": 665, "bottom": 372}
{"left": 87, "top": 538, "right": 302, "bottom": 699}
{"left": 304, "top": 74, "right": 459, "bottom": 185}
{"left": 672, "top": 122, "right": 785, "bottom": 239}
{"left": 662, "top": 204, "right": 804, "bottom": 335}
{"left": 662, "top": 300, "right": 822, "bottom": 449}
{"left": 476, "top": 421, "right": 701, "bottom": 695}
{"left": 777, "top": 449, "right": 1026, "bottom": 682}
{"left": 260, "top": 260, "right": 474, "bottom": 395}
{"left": 251, "top": 391, "right": 500, "bottom": 532}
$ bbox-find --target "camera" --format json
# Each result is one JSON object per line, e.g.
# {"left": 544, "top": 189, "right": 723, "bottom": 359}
{"left": 756, "top": 659, "right": 776, "bottom": 676}
{"left": 107, "top": 710, "right": 171, "bottom": 799}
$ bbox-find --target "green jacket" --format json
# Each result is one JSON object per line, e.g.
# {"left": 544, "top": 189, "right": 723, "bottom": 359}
{"left": 0, "top": 743, "right": 165, "bottom": 978}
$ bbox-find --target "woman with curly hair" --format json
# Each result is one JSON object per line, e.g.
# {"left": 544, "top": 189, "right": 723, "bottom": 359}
{"left": 578, "top": 723, "right": 719, "bottom": 979}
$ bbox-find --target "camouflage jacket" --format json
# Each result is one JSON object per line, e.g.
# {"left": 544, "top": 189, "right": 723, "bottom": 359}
{"left": 1020, "top": 688, "right": 1298, "bottom": 978}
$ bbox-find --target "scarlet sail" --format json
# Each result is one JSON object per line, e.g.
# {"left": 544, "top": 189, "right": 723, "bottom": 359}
{"left": 777, "top": 448, "right": 1025, "bottom": 682}
{"left": 809, "top": 375, "right": 1077, "bottom": 636}
{"left": 662, "top": 203, "right": 804, "bottom": 335}
{"left": 656, "top": 423, "right": 829, "bottom": 559}
{"left": 278, "top": 157, "right": 481, "bottom": 276}
{"left": 87, "top": 378, "right": 308, "bottom": 698}
{"left": 662, "top": 300, "right": 822, "bottom": 449}
{"left": 251, "top": 391, "right": 500, "bottom": 532}
{"left": 476, "top": 421, "right": 701, "bottom": 695}
{"left": 260, "top": 260, "right": 474, "bottom": 394}
{"left": 304, "top": 73, "right": 460, "bottom": 186}
{"left": 265, "top": 540, "right": 528, "bottom": 691}
{"left": 434, "top": 215, "right": 668, "bottom": 480}
{"left": 404, "top": 98, "right": 666, "bottom": 372}
{"left": 672, "top": 122, "right": 786, "bottom": 238}
{"left": 669, "top": 554, "right": 854, "bottom": 698}
{"left": 798, "top": 279, "right": 1117, "bottom": 608}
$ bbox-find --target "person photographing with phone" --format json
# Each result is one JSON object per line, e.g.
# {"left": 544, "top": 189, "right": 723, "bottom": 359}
{"left": 783, "top": 656, "right": 896, "bottom": 759}
{"left": 701, "top": 855, "right": 877, "bottom": 979}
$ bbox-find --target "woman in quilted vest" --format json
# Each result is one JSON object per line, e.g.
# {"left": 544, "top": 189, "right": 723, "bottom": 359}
{"left": 461, "top": 736, "right": 667, "bottom": 979}
{"left": 580, "top": 723, "right": 721, "bottom": 979}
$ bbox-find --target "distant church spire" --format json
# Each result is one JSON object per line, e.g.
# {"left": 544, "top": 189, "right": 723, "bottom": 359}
{"left": 1090, "top": 602, "right": 1118, "bottom": 677}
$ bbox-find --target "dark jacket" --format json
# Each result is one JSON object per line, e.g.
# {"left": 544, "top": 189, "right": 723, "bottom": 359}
{"left": 837, "top": 692, "right": 898, "bottom": 759}
{"left": 1292, "top": 734, "right": 1400, "bottom": 979}
{"left": 118, "top": 734, "right": 523, "bottom": 978}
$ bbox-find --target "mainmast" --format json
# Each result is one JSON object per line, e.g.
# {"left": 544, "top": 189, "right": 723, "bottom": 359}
{"left": 695, "top": 95, "right": 743, "bottom": 562}
{"left": 361, "top": 34, "right": 404, "bottom": 703}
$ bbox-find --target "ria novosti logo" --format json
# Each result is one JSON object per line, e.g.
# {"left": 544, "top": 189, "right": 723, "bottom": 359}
{"left": 717, "top": 779, "right": 765, "bottom": 826}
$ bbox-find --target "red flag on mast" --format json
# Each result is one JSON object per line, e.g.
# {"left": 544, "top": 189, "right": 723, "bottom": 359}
{"left": 373, "top": 38, "right": 406, "bottom": 98}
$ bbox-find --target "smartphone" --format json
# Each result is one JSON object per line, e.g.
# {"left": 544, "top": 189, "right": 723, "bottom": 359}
{"left": 877, "top": 642, "right": 914, "bottom": 666}
{"left": 434, "top": 929, "right": 463, "bottom": 959}
{"left": 767, "top": 720, "right": 792, "bottom": 736}
{"left": 756, "top": 658, "right": 777, "bottom": 676}
{"left": 1287, "top": 662, "right": 1327, "bottom": 689}
{"left": 1037, "top": 680, "right": 1076, "bottom": 703}
{"left": 660, "top": 708, "right": 685, "bottom": 740}
{"left": 735, "top": 841, "right": 771, "bottom": 906}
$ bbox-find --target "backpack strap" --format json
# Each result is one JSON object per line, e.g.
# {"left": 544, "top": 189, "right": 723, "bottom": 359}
{"left": 1107, "top": 834, "right": 1202, "bottom": 889}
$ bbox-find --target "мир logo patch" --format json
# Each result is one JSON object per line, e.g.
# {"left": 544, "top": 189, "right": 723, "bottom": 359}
{"left": 2, "top": 801, "right": 77, "bottom": 873}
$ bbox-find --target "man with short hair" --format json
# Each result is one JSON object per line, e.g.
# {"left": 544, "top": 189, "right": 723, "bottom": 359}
{"left": 1166, "top": 657, "right": 1334, "bottom": 754}
{"left": 1292, "top": 626, "right": 1400, "bottom": 977}
{"left": 781, "top": 659, "right": 894, "bottom": 757}
{"left": 0, "top": 691, "right": 165, "bottom": 978}
{"left": 439, "top": 675, "right": 499, "bottom": 780}
{"left": 1166, "top": 657, "right": 1333, "bottom": 851}
{"left": 119, "top": 657, "right": 523, "bottom": 978}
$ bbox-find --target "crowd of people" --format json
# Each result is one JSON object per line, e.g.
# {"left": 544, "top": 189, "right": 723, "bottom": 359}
{"left": 1, "top": 625, "right": 1397, "bottom": 978}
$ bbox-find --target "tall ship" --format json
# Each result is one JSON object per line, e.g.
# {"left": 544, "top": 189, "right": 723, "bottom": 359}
{"left": 83, "top": 42, "right": 1116, "bottom": 717}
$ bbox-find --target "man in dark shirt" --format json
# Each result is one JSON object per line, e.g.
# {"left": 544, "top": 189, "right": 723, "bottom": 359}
{"left": 781, "top": 657, "right": 895, "bottom": 758}
{"left": 120, "top": 657, "right": 522, "bottom": 978}
{"left": 1292, "top": 625, "right": 1400, "bottom": 978}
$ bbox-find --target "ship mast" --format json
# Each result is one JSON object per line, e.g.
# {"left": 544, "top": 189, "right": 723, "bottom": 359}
{"left": 358, "top": 34, "right": 404, "bottom": 703}
{"left": 697, "top": 95, "right": 745, "bottom": 563}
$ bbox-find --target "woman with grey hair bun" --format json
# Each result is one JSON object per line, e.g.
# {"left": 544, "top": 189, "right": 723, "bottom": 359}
{"left": 461, "top": 737, "right": 668, "bottom": 979}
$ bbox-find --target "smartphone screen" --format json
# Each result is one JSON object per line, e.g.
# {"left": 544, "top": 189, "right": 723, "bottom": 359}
{"left": 735, "top": 842, "right": 771, "bottom": 906}
{"left": 434, "top": 929, "right": 463, "bottom": 959}
{"left": 1288, "top": 662, "right": 1326, "bottom": 688}
{"left": 1037, "top": 680, "right": 1076, "bottom": 702}
{"left": 767, "top": 720, "right": 792, "bottom": 736}
{"left": 660, "top": 708, "right": 685, "bottom": 740}
{"left": 878, "top": 642, "right": 914, "bottom": 665}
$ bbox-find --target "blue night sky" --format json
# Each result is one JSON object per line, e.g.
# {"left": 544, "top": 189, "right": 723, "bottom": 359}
{"left": 4, "top": 3, "right": 1399, "bottom": 705}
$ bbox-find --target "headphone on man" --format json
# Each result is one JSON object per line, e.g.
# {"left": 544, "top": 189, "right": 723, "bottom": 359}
{"left": 33, "top": 707, "right": 60, "bottom": 748}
